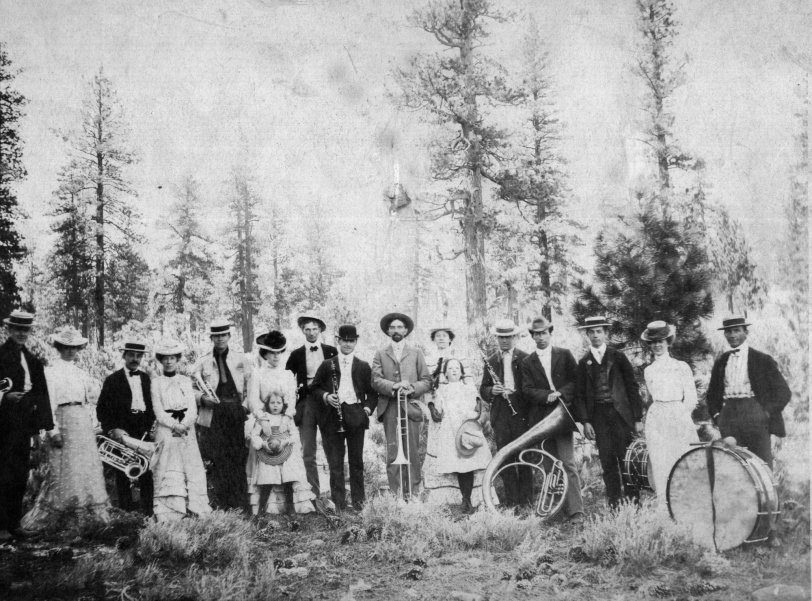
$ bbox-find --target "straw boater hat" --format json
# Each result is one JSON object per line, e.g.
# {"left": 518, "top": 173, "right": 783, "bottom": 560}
{"left": 337, "top": 325, "right": 359, "bottom": 340}
{"left": 209, "top": 319, "right": 233, "bottom": 336}
{"left": 256, "top": 331, "right": 287, "bottom": 353}
{"left": 456, "top": 419, "right": 486, "bottom": 458}
{"left": 297, "top": 312, "right": 326, "bottom": 332}
{"left": 118, "top": 338, "right": 148, "bottom": 354}
{"left": 528, "top": 316, "right": 554, "bottom": 334}
{"left": 430, "top": 325, "right": 455, "bottom": 341}
{"left": 490, "top": 319, "right": 521, "bottom": 337}
{"left": 257, "top": 429, "right": 293, "bottom": 466}
{"left": 51, "top": 326, "right": 88, "bottom": 347}
{"left": 3, "top": 310, "right": 34, "bottom": 329}
{"left": 380, "top": 312, "right": 414, "bottom": 335}
{"left": 154, "top": 339, "right": 185, "bottom": 357}
{"left": 640, "top": 320, "right": 676, "bottom": 342}
{"left": 717, "top": 315, "right": 752, "bottom": 331}
{"left": 577, "top": 315, "right": 612, "bottom": 330}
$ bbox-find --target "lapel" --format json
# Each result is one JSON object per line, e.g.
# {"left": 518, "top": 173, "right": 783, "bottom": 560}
{"left": 550, "top": 347, "right": 562, "bottom": 382}
{"left": 604, "top": 347, "right": 616, "bottom": 378}
{"left": 384, "top": 343, "right": 397, "bottom": 365}
{"left": 511, "top": 350, "right": 522, "bottom": 379}
{"left": 530, "top": 352, "right": 551, "bottom": 388}
{"left": 116, "top": 369, "right": 133, "bottom": 404}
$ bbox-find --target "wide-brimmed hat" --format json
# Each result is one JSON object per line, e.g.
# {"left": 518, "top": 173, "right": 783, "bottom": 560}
{"left": 297, "top": 313, "right": 326, "bottom": 332}
{"left": 717, "top": 315, "right": 752, "bottom": 331}
{"left": 528, "top": 317, "right": 554, "bottom": 334}
{"left": 380, "top": 312, "right": 414, "bottom": 335}
{"left": 3, "top": 310, "right": 35, "bottom": 329}
{"left": 154, "top": 338, "right": 185, "bottom": 356}
{"left": 577, "top": 315, "right": 612, "bottom": 330}
{"left": 640, "top": 320, "right": 676, "bottom": 342}
{"left": 337, "top": 325, "right": 359, "bottom": 340}
{"left": 429, "top": 326, "right": 456, "bottom": 341}
{"left": 455, "top": 419, "right": 486, "bottom": 458}
{"left": 256, "top": 331, "right": 287, "bottom": 353}
{"left": 118, "top": 338, "right": 148, "bottom": 354}
{"left": 209, "top": 319, "right": 233, "bottom": 336}
{"left": 257, "top": 431, "right": 293, "bottom": 466}
{"left": 491, "top": 319, "right": 521, "bottom": 337}
{"left": 51, "top": 326, "right": 88, "bottom": 347}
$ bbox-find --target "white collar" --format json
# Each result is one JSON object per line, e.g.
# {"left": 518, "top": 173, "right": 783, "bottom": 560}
{"left": 536, "top": 346, "right": 552, "bottom": 357}
{"left": 729, "top": 342, "right": 749, "bottom": 355}
{"left": 591, "top": 343, "right": 607, "bottom": 358}
{"left": 339, "top": 352, "right": 354, "bottom": 364}
{"left": 501, "top": 348, "right": 514, "bottom": 357}
{"left": 391, "top": 340, "right": 406, "bottom": 354}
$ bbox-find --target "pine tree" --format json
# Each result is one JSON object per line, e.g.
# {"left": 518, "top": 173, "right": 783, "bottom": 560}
{"left": 0, "top": 43, "right": 28, "bottom": 315}
{"left": 106, "top": 241, "right": 150, "bottom": 330}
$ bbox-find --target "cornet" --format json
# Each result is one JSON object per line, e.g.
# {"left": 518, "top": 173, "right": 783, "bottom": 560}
{"left": 195, "top": 373, "right": 220, "bottom": 404}
{"left": 391, "top": 387, "right": 412, "bottom": 499}
{"left": 97, "top": 433, "right": 161, "bottom": 481}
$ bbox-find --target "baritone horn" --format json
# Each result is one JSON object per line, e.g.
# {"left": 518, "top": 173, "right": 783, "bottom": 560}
{"left": 481, "top": 400, "right": 577, "bottom": 519}
{"left": 391, "top": 387, "right": 412, "bottom": 498}
{"left": 97, "top": 433, "right": 161, "bottom": 481}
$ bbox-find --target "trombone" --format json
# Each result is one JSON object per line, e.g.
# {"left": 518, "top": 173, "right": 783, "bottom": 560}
{"left": 392, "top": 387, "right": 412, "bottom": 499}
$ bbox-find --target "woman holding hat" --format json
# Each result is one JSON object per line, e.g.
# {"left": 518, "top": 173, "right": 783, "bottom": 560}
{"left": 423, "top": 359, "right": 491, "bottom": 512}
{"left": 246, "top": 331, "right": 314, "bottom": 514}
{"left": 641, "top": 321, "right": 698, "bottom": 506}
{"left": 151, "top": 339, "right": 211, "bottom": 521}
{"left": 21, "top": 326, "right": 110, "bottom": 531}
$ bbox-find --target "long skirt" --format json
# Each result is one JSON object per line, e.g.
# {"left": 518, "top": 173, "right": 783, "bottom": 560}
{"left": 645, "top": 400, "right": 698, "bottom": 507}
{"left": 21, "top": 405, "right": 109, "bottom": 530}
{"left": 153, "top": 426, "right": 211, "bottom": 522}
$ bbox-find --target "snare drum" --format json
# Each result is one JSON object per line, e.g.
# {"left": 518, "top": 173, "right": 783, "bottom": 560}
{"left": 666, "top": 443, "right": 779, "bottom": 551}
{"left": 622, "top": 438, "right": 655, "bottom": 491}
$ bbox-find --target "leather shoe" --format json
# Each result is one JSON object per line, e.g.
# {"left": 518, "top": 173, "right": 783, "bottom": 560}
{"left": 0, "top": 530, "right": 12, "bottom": 542}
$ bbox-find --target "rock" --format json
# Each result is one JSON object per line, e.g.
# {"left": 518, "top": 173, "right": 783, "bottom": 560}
{"left": 278, "top": 567, "right": 309, "bottom": 578}
{"left": 751, "top": 584, "right": 809, "bottom": 601}
{"left": 402, "top": 566, "right": 423, "bottom": 581}
{"left": 449, "top": 592, "right": 486, "bottom": 601}
{"left": 308, "top": 539, "right": 325, "bottom": 547}
{"left": 349, "top": 579, "right": 372, "bottom": 592}
{"left": 290, "top": 552, "right": 310, "bottom": 565}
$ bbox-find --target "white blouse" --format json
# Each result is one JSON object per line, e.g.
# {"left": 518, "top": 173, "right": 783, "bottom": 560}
{"left": 151, "top": 374, "right": 197, "bottom": 431}
{"left": 247, "top": 363, "right": 296, "bottom": 417}
{"left": 44, "top": 358, "right": 99, "bottom": 434}
{"left": 644, "top": 355, "right": 697, "bottom": 409}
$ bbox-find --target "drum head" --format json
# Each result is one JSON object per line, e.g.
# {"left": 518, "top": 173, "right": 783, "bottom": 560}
{"left": 667, "top": 446, "right": 765, "bottom": 551}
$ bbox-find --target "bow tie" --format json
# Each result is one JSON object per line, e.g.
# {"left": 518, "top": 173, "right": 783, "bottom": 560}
{"left": 128, "top": 370, "right": 141, "bottom": 377}
{"left": 729, "top": 348, "right": 741, "bottom": 355}
{"left": 309, "top": 346, "right": 319, "bottom": 352}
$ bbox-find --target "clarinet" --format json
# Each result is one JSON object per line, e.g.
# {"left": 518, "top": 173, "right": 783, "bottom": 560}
{"left": 479, "top": 348, "right": 518, "bottom": 416}
{"left": 331, "top": 360, "right": 347, "bottom": 433}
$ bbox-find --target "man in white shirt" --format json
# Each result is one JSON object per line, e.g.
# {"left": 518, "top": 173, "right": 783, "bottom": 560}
{"left": 312, "top": 325, "right": 376, "bottom": 512}
{"left": 520, "top": 317, "right": 583, "bottom": 523}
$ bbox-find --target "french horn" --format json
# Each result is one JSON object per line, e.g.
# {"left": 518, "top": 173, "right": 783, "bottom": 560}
{"left": 481, "top": 400, "right": 578, "bottom": 519}
{"left": 97, "top": 433, "right": 161, "bottom": 481}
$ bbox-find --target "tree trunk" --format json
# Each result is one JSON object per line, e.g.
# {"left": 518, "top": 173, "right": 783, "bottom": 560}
{"left": 95, "top": 159, "right": 105, "bottom": 347}
{"left": 242, "top": 199, "right": 254, "bottom": 352}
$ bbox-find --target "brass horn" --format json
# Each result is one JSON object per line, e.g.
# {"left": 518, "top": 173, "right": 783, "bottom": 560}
{"left": 481, "top": 400, "right": 578, "bottom": 519}
{"left": 97, "top": 434, "right": 161, "bottom": 481}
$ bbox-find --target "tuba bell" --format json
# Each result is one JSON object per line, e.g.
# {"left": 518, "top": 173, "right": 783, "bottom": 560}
{"left": 97, "top": 433, "right": 161, "bottom": 481}
{"left": 481, "top": 400, "right": 578, "bottom": 519}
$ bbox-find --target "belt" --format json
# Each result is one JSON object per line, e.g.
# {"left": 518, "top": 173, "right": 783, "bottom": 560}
{"left": 723, "top": 395, "right": 756, "bottom": 401}
{"left": 58, "top": 401, "right": 83, "bottom": 407}
{"left": 595, "top": 399, "right": 614, "bottom": 405}
{"left": 168, "top": 409, "right": 187, "bottom": 422}
{"left": 130, "top": 409, "right": 146, "bottom": 414}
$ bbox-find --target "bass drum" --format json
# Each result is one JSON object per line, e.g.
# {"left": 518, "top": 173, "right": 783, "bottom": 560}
{"left": 622, "top": 438, "right": 655, "bottom": 492}
{"left": 666, "top": 443, "right": 779, "bottom": 551}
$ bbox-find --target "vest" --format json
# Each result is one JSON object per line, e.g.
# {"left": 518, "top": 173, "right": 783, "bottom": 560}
{"left": 594, "top": 360, "right": 612, "bottom": 403}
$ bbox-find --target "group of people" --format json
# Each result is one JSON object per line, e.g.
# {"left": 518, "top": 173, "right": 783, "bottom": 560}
{"left": 0, "top": 304, "right": 791, "bottom": 539}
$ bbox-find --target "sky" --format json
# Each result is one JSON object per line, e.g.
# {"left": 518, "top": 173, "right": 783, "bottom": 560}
{"left": 1, "top": 0, "right": 809, "bottom": 282}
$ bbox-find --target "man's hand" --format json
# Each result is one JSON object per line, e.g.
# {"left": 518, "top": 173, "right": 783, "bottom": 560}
{"left": 583, "top": 423, "right": 595, "bottom": 440}
{"left": 547, "top": 391, "right": 562, "bottom": 404}
{"left": 5, "top": 391, "right": 23, "bottom": 403}
{"left": 492, "top": 383, "right": 505, "bottom": 396}
{"left": 634, "top": 421, "right": 644, "bottom": 436}
{"left": 326, "top": 393, "right": 340, "bottom": 409}
{"left": 428, "top": 403, "right": 443, "bottom": 423}
{"left": 200, "top": 393, "right": 218, "bottom": 407}
{"left": 110, "top": 428, "right": 127, "bottom": 443}
{"left": 50, "top": 432, "right": 63, "bottom": 448}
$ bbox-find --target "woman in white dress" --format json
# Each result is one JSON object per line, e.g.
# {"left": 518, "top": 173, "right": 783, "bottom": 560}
{"left": 151, "top": 339, "right": 211, "bottom": 521}
{"left": 21, "top": 327, "right": 109, "bottom": 530}
{"left": 246, "top": 331, "right": 314, "bottom": 514}
{"left": 641, "top": 321, "right": 699, "bottom": 507}
{"left": 423, "top": 359, "right": 491, "bottom": 512}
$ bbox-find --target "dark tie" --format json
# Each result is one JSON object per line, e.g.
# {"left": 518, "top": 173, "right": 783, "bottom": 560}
{"left": 128, "top": 370, "right": 141, "bottom": 377}
{"left": 310, "top": 346, "right": 319, "bottom": 352}
{"left": 729, "top": 349, "right": 740, "bottom": 355}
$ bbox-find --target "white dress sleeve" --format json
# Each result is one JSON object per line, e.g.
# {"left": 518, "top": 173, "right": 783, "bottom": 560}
{"left": 681, "top": 361, "right": 698, "bottom": 412}
{"left": 181, "top": 377, "right": 198, "bottom": 429}
{"left": 151, "top": 379, "right": 174, "bottom": 430}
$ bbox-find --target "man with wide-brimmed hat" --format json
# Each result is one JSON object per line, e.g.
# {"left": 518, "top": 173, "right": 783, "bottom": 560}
{"left": 707, "top": 316, "right": 790, "bottom": 465}
{"left": 520, "top": 317, "right": 583, "bottom": 523}
{"left": 574, "top": 315, "right": 642, "bottom": 508}
{"left": 371, "top": 312, "right": 432, "bottom": 497}
{"left": 0, "top": 310, "right": 53, "bottom": 540}
{"left": 311, "top": 324, "right": 376, "bottom": 512}
{"left": 192, "top": 319, "right": 253, "bottom": 511}
{"left": 479, "top": 318, "right": 532, "bottom": 507}
{"left": 97, "top": 337, "right": 155, "bottom": 515}
{"left": 285, "top": 311, "right": 337, "bottom": 502}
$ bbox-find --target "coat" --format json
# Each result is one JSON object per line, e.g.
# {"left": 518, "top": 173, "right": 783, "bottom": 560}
{"left": 707, "top": 347, "right": 791, "bottom": 437}
{"left": 371, "top": 343, "right": 432, "bottom": 420}
{"left": 479, "top": 348, "right": 529, "bottom": 423}
{"left": 0, "top": 338, "right": 53, "bottom": 434}
{"left": 311, "top": 355, "right": 377, "bottom": 428}
{"left": 285, "top": 343, "right": 338, "bottom": 401}
{"left": 97, "top": 368, "right": 154, "bottom": 438}
{"left": 520, "top": 347, "right": 578, "bottom": 428}
{"left": 575, "top": 346, "right": 642, "bottom": 428}
{"left": 191, "top": 347, "right": 253, "bottom": 427}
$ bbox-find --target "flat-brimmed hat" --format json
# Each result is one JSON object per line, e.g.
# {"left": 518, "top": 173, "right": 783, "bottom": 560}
{"left": 51, "top": 326, "right": 88, "bottom": 347}
{"left": 118, "top": 339, "right": 148, "bottom": 354}
{"left": 3, "top": 310, "right": 34, "bottom": 329}
{"left": 337, "top": 325, "right": 359, "bottom": 340}
{"left": 430, "top": 326, "right": 455, "bottom": 341}
{"left": 578, "top": 315, "right": 612, "bottom": 330}
{"left": 256, "top": 331, "right": 287, "bottom": 353}
{"left": 154, "top": 339, "right": 185, "bottom": 357}
{"left": 640, "top": 320, "right": 676, "bottom": 342}
{"left": 209, "top": 319, "right": 233, "bottom": 336}
{"left": 380, "top": 312, "right": 414, "bottom": 335}
{"left": 717, "top": 316, "right": 752, "bottom": 330}
{"left": 528, "top": 317, "right": 554, "bottom": 334}
{"left": 257, "top": 431, "right": 293, "bottom": 466}
{"left": 456, "top": 419, "right": 486, "bottom": 458}
{"left": 491, "top": 319, "right": 521, "bottom": 337}
{"left": 297, "top": 313, "right": 326, "bottom": 332}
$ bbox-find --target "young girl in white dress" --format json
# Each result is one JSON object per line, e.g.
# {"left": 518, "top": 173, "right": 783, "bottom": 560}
{"left": 246, "top": 331, "right": 314, "bottom": 515}
{"left": 641, "top": 321, "right": 699, "bottom": 507}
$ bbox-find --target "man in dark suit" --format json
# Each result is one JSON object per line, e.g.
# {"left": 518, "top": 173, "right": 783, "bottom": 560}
{"left": 521, "top": 316, "right": 583, "bottom": 522}
{"left": 575, "top": 315, "right": 643, "bottom": 508}
{"left": 285, "top": 312, "right": 337, "bottom": 502}
{"left": 311, "top": 325, "right": 376, "bottom": 512}
{"left": 0, "top": 310, "right": 53, "bottom": 541}
{"left": 479, "top": 319, "right": 532, "bottom": 507}
{"left": 97, "top": 338, "right": 155, "bottom": 515}
{"left": 707, "top": 316, "right": 791, "bottom": 465}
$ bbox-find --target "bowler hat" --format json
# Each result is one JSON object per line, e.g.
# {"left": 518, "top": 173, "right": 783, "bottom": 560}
{"left": 3, "top": 310, "right": 34, "bottom": 329}
{"left": 578, "top": 315, "right": 612, "bottom": 330}
{"left": 717, "top": 315, "right": 752, "bottom": 330}
{"left": 490, "top": 319, "right": 521, "bottom": 337}
{"left": 51, "top": 326, "right": 88, "bottom": 347}
{"left": 209, "top": 319, "right": 233, "bottom": 336}
{"left": 337, "top": 325, "right": 359, "bottom": 340}
{"left": 297, "top": 313, "right": 326, "bottom": 332}
{"left": 640, "top": 320, "right": 676, "bottom": 342}
{"left": 430, "top": 326, "right": 455, "bottom": 341}
{"left": 256, "top": 331, "right": 287, "bottom": 353}
{"left": 528, "top": 317, "right": 554, "bottom": 334}
{"left": 455, "top": 419, "right": 486, "bottom": 457}
{"left": 380, "top": 312, "right": 414, "bottom": 335}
